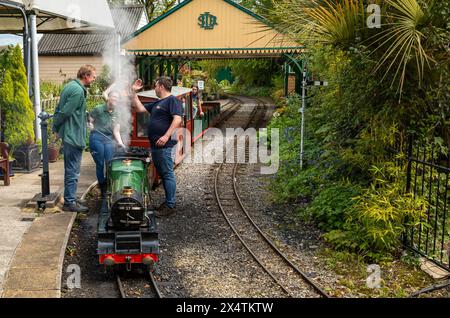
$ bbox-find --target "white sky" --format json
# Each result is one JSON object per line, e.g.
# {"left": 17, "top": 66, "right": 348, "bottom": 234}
{"left": 0, "top": 34, "right": 43, "bottom": 48}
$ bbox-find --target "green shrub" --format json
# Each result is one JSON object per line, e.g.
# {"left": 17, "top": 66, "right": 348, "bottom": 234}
{"left": 305, "top": 182, "right": 361, "bottom": 232}
{"left": 88, "top": 65, "right": 112, "bottom": 95}
{"left": 0, "top": 45, "right": 35, "bottom": 152}
{"left": 40, "top": 82, "right": 63, "bottom": 99}
{"left": 324, "top": 162, "right": 428, "bottom": 261}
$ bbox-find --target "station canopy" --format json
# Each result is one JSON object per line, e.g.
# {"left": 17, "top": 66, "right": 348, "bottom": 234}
{"left": 0, "top": 0, "right": 114, "bottom": 33}
{"left": 123, "top": 0, "right": 303, "bottom": 59}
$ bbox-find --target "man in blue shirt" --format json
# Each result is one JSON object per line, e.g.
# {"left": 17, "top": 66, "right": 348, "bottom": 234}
{"left": 132, "top": 77, "right": 183, "bottom": 216}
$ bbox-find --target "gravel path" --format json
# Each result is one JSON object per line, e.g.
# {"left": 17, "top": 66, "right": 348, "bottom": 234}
{"left": 150, "top": 96, "right": 339, "bottom": 297}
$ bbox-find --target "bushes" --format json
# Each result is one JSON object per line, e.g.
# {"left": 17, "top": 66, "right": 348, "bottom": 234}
{"left": 193, "top": 59, "right": 283, "bottom": 98}
{"left": 88, "top": 65, "right": 112, "bottom": 95}
{"left": 40, "top": 82, "right": 63, "bottom": 99}
{"left": 266, "top": 42, "right": 440, "bottom": 262}
{"left": 305, "top": 182, "right": 361, "bottom": 232}
{"left": 0, "top": 45, "right": 35, "bottom": 151}
{"left": 324, "top": 162, "right": 428, "bottom": 260}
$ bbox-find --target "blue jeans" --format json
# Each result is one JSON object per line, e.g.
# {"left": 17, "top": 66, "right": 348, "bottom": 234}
{"left": 90, "top": 131, "right": 115, "bottom": 185}
{"left": 63, "top": 142, "right": 83, "bottom": 204}
{"left": 151, "top": 146, "right": 176, "bottom": 208}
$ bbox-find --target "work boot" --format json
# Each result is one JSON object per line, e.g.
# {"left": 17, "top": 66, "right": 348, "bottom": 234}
{"left": 155, "top": 203, "right": 175, "bottom": 218}
{"left": 62, "top": 202, "right": 89, "bottom": 213}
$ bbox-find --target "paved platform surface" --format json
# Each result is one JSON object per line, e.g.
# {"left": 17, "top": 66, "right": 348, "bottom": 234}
{"left": 0, "top": 151, "right": 96, "bottom": 297}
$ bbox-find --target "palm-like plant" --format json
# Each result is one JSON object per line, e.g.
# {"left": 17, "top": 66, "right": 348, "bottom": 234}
{"left": 272, "top": 0, "right": 445, "bottom": 96}
{"left": 369, "top": 0, "right": 435, "bottom": 95}
{"left": 273, "top": 0, "right": 368, "bottom": 46}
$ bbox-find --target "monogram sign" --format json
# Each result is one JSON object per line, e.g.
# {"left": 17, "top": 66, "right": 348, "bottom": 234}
{"left": 198, "top": 12, "right": 218, "bottom": 30}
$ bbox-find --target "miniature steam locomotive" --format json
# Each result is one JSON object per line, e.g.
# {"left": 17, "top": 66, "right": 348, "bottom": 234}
{"left": 97, "top": 147, "right": 159, "bottom": 270}
{"left": 96, "top": 87, "right": 222, "bottom": 270}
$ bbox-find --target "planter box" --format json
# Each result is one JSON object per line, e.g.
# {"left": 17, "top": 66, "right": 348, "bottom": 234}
{"left": 12, "top": 143, "right": 41, "bottom": 172}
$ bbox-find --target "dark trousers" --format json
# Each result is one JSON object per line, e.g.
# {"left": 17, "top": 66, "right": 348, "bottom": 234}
{"left": 63, "top": 142, "right": 83, "bottom": 204}
{"left": 151, "top": 146, "right": 176, "bottom": 208}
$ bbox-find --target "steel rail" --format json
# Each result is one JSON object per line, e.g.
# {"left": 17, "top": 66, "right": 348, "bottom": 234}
{"left": 148, "top": 270, "right": 163, "bottom": 298}
{"left": 215, "top": 96, "right": 330, "bottom": 298}
{"left": 232, "top": 163, "right": 330, "bottom": 298}
{"left": 116, "top": 271, "right": 163, "bottom": 298}
{"left": 214, "top": 162, "right": 293, "bottom": 297}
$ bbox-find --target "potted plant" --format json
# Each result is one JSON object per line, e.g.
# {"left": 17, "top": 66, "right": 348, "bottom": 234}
{"left": 47, "top": 131, "right": 61, "bottom": 163}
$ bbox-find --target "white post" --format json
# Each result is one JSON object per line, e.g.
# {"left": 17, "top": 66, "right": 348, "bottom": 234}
{"left": 30, "top": 14, "right": 41, "bottom": 141}
{"left": 300, "top": 69, "right": 306, "bottom": 169}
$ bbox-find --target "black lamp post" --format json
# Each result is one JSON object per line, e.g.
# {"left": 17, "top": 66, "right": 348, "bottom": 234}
{"left": 32, "top": 111, "right": 60, "bottom": 211}
{"left": 38, "top": 111, "right": 52, "bottom": 196}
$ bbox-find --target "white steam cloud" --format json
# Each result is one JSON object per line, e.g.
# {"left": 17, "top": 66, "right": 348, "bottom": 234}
{"left": 102, "top": 34, "right": 137, "bottom": 148}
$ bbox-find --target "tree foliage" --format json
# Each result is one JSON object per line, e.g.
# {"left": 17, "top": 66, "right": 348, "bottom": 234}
{"left": 273, "top": 0, "right": 449, "bottom": 96}
{"left": 0, "top": 45, "right": 35, "bottom": 151}
{"left": 108, "top": 0, "right": 179, "bottom": 21}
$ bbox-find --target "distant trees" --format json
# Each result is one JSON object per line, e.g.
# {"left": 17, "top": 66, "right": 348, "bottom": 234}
{"left": 107, "top": 0, "right": 276, "bottom": 23}
{"left": 108, "top": 0, "right": 180, "bottom": 21}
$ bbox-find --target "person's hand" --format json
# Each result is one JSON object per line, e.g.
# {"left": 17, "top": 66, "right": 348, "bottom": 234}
{"left": 199, "top": 111, "right": 204, "bottom": 118}
{"left": 118, "top": 143, "right": 127, "bottom": 151}
{"left": 132, "top": 79, "right": 143, "bottom": 92}
{"left": 156, "top": 135, "right": 169, "bottom": 147}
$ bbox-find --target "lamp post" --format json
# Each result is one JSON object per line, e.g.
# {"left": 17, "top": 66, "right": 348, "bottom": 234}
{"left": 299, "top": 67, "right": 328, "bottom": 170}
{"left": 38, "top": 111, "right": 52, "bottom": 196}
{"left": 30, "top": 111, "right": 60, "bottom": 212}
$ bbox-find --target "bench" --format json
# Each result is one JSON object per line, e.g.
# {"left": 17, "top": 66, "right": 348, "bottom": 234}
{"left": 0, "top": 142, "right": 10, "bottom": 186}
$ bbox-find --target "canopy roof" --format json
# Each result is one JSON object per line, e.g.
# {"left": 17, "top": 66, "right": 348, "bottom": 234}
{"left": 123, "top": 0, "right": 303, "bottom": 58}
{"left": 0, "top": 0, "right": 114, "bottom": 33}
{"left": 38, "top": 5, "right": 146, "bottom": 55}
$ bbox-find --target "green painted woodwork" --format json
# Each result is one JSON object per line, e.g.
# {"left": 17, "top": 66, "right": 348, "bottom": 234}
{"left": 109, "top": 160, "right": 147, "bottom": 195}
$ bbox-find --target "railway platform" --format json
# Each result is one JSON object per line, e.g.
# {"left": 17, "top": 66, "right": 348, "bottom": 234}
{"left": 0, "top": 151, "right": 96, "bottom": 297}
{"left": 0, "top": 98, "right": 233, "bottom": 298}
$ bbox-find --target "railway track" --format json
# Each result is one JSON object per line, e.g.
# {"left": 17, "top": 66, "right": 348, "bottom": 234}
{"left": 213, "top": 96, "right": 330, "bottom": 298}
{"left": 217, "top": 96, "right": 245, "bottom": 125}
{"left": 115, "top": 270, "right": 163, "bottom": 298}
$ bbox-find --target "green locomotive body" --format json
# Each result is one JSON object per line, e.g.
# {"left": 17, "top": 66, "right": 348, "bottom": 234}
{"left": 98, "top": 154, "right": 159, "bottom": 269}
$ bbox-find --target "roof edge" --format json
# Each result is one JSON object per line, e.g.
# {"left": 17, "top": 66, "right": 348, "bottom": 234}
{"left": 122, "top": 0, "right": 193, "bottom": 44}
{"left": 122, "top": 0, "right": 290, "bottom": 45}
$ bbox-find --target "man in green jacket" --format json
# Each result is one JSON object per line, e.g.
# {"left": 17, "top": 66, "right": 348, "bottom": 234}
{"left": 53, "top": 65, "right": 96, "bottom": 212}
